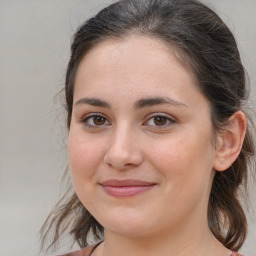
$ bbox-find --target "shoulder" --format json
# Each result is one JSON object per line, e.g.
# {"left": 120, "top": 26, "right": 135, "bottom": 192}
{"left": 58, "top": 244, "right": 99, "bottom": 256}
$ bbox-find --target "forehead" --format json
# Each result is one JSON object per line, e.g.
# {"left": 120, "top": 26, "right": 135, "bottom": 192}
{"left": 78, "top": 35, "right": 195, "bottom": 77}
{"left": 73, "top": 35, "right": 208, "bottom": 110}
{"left": 77, "top": 36, "right": 191, "bottom": 84}
{"left": 78, "top": 36, "right": 191, "bottom": 72}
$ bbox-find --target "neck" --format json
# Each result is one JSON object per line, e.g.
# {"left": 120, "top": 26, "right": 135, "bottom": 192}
{"left": 100, "top": 218, "right": 230, "bottom": 256}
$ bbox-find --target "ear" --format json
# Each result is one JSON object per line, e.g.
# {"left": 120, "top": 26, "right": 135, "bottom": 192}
{"left": 213, "top": 111, "right": 247, "bottom": 172}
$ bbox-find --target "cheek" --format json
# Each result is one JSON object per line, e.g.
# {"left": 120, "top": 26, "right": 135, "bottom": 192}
{"left": 148, "top": 129, "right": 214, "bottom": 188}
{"left": 148, "top": 136, "right": 196, "bottom": 171}
{"left": 68, "top": 131, "right": 107, "bottom": 209}
{"left": 68, "top": 131, "right": 105, "bottom": 186}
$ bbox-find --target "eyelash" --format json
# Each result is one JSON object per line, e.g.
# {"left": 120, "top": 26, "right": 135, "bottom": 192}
{"left": 80, "top": 113, "right": 110, "bottom": 128}
{"left": 143, "top": 113, "right": 176, "bottom": 128}
{"left": 80, "top": 113, "right": 176, "bottom": 129}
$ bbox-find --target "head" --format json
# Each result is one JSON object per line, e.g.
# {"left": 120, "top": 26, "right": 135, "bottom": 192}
{"left": 41, "top": 0, "right": 255, "bottom": 252}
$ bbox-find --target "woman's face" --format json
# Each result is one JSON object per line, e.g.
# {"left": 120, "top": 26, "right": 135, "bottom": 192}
{"left": 69, "top": 36, "right": 218, "bottom": 238}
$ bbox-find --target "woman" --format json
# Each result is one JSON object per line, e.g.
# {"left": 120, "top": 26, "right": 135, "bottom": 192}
{"left": 41, "top": 0, "right": 255, "bottom": 255}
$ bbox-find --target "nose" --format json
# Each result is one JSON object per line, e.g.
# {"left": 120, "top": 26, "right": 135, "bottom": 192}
{"left": 104, "top": 126, "right": 144, "bottom": 170}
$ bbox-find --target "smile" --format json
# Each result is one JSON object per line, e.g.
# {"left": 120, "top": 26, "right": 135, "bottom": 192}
{"left": 100, "top": 179, "right": 156, "bottom": 197}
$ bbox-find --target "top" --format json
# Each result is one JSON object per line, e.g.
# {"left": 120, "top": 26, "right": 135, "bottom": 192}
{"left": 58, "top": 244, "right": 97, "bottom": 256}
{"left": 58, "top": 244, "right": 245, "bottom": 256}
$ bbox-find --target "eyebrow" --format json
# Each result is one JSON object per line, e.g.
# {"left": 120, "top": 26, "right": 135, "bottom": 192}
{"left": 134, "top": 96, "right": 188, "bottom": 109}
{"left": 74, "top": 97, "right": 111, "bottom": 108}
{"left": 74, "top": 96, "right": 188, "bottom": 109}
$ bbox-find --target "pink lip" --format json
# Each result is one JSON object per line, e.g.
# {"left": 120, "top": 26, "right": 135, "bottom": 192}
{"left": 100, "top": 179, "right": 156, "bottom": 197}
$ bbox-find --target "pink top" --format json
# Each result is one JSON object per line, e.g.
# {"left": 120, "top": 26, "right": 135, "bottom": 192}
{"left": 59, "top": 244, "right": 245, "bottom": 256}
{"left": 231, "top": 253, "right": 245, "bottom": 256}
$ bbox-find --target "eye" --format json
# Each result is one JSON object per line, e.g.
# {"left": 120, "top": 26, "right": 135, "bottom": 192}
{"left": 81, "top": 114, "right": 110, "bottom": 128}
{"left": 144, "top": 114, "right": 175, "bottom": 128}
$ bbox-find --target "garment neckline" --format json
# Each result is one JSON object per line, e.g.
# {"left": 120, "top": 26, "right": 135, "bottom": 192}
{"left": 90, "top": 241, "right": 104, "bottom": 256}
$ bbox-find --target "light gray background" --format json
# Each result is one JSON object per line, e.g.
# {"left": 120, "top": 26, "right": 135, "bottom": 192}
{"left": 0, "top": 1, "right": 255, "bottom": 256}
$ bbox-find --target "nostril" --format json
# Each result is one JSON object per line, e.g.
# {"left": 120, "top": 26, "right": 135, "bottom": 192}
{"left": 103, "top": 147, "right": 144, "bottom": 170}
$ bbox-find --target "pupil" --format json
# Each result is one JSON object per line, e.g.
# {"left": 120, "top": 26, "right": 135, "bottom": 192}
{"left": 154, "top": 117, "right": 166, "bottom": 126}
{"left": 94, "top": 116, "right": 105, "bottom": 125}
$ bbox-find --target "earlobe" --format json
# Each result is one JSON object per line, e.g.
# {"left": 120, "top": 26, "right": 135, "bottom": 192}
{"left": 213, "top": 111, "right": 247, "bottom": 172}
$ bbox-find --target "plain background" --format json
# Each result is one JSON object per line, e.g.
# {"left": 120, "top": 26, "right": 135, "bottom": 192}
{"left": 0, "top": 0, "right": 255, "bottom": 255}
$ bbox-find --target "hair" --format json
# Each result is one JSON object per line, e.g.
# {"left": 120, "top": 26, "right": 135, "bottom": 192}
{"left": 41, "top": 0, "right": 256, "bottom": 252}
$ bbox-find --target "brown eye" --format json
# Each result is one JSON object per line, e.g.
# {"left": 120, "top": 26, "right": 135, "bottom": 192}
{"left": 144, "top": 114, "right": 175, "bottom": 128}
{"left": 82, "top": 114, "right": 110, "bottom": 128}
{"left": 153, "top": 116, "right": 167, "bottom": 126}
{"left": 93, "top": 116, "right": 106, "bottom": 125}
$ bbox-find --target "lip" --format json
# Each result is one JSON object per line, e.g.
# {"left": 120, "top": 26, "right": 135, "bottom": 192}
{"left": 100, "top": 179, "right": 156, "bottom": 197}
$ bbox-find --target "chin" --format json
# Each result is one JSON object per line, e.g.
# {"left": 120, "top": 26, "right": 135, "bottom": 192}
{"left": 93, "top": 207, "right": 161, "bottom": 238}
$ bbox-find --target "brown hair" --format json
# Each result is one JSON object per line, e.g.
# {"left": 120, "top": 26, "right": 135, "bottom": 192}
{"left": 41, "top": 0, "right": 255, "bottom": 252}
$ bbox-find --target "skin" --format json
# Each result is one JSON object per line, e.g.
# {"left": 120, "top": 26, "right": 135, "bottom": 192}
{"left": 68, "top": 36, "right": 246, "bottom": 256}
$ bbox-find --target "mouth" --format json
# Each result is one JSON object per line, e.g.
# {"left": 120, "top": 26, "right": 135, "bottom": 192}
{"left": 100, "top": 179, "right": 156, "bottom": 197}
